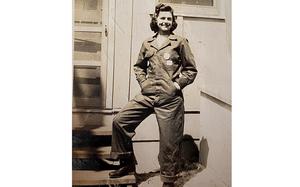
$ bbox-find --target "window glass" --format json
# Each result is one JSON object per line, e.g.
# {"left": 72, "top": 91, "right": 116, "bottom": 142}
{"left": 73, "top": 66, "right": 101, "bottom": 108}
{"left": 73, "top": 32, "right": 102, "bottom": 62}
{"left": 73, "top": 0, "right": 102, "bottom": 63}
{"left": 85, "top": 0, "right": 98, "bottom": 10}
{"left": 74, "top": 0, "right": 102, "bottom": 25}
{"left": 159, "top": 0, "right": 213, "bottom": 6}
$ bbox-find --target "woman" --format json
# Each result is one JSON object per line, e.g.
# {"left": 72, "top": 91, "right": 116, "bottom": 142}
{"left": 109, "top": 3, "right": 197, "bottom": 186}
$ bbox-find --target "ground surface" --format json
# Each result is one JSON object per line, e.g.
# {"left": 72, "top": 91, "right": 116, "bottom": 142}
{"left": 137, "top": 164, "right": 205, "bottom": 187}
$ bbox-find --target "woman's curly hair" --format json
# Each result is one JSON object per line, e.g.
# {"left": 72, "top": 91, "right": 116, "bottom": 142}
{"left": 150, "top": 3, "right": 177, "bottom": 33}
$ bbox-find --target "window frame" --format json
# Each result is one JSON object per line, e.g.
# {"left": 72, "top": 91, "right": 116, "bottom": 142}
{"left": 156, "top": 0, "right": 225, "bottom": 19}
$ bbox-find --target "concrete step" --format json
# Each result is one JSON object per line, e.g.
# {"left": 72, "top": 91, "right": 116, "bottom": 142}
{"left": 73, "top": 170, "right": 136, "bottom": 186}
{"left": 73, "top": 146, "right": 111, "bottom": 159}
{"left": 73, "top": 124, "right": 112, "bottom": 136}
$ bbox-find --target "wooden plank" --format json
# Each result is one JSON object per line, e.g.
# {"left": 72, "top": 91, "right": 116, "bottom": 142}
{"left": 199, "top": 94, "right": 231, "bottom": 185}
{"left": 183, "top": 19, "right": 231, "bottom": 106}
{"left": 74, "top": 66, "right": 101, "bottom": 79}
{"left": 72, "top": 112, "right": 103, "bottom": 125}
{"left": 74, "top": 25, "right": 103, "bottom": 32}
{"left": 73, "top": 108, "right": 119, "bottom": 113}
{"left": 73, "top": 124, "right": 112, "bottom": 136}
{"left": 72, "top": 108, "right": 197, "bottom": 114}
{"left": 105, "top": 0, "right": 116, "bottom": 108}
{"left": 113, "top": 0, "right": 133, "bottom": 108}
{"left": 73, "top": 112, "right": 114, "bottom": 129}
{"left": 73, "top": 146, "right": 111, "bottom": 159}
{"left": 73, "top": 97, "right": 102, "bottom": 108}
{"left": 129, "top": 0, "right": 154, "bottom": 99}
{"left": 73, "top": 170, "right": 136, "bottom": 185}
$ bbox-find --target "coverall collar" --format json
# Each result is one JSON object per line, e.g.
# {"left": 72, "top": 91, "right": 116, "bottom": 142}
{"left": 147, "top": 33, "right": 178, "bottom": 51}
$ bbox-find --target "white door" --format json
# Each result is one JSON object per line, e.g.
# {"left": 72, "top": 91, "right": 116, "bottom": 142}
{"left": 73, "top": 0, "right": 109, "bottom": 109}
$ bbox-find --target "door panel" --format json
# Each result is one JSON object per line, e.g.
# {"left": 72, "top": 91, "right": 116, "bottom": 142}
{"left": 73, "top": 0, "right": 108, "bottom": 109}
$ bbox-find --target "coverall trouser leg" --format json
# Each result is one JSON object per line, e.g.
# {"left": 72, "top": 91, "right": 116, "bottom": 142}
{"left": 154, "top": 95, "right": 184, "bottom": 182}
{"left": 110, "top": 94, "right": 184, "bottom": 183}
{"left": 110, "top": 95, "right": 154, "bottom": 161}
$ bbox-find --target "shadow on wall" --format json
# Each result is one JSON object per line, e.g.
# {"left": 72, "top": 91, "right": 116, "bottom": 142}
{"left": 179, "top": 134, "right": 209, "bottom": 169}
{"left": 179, "top": 134, "right": 200, "bottom": 171}
{"left": 199, "top": 136, "right": 209, "bottom": 168}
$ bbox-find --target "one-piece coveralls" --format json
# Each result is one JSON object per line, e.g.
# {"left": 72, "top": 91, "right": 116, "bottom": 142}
{"left": 110, "top": 33, "right": 198, "bottom": 182}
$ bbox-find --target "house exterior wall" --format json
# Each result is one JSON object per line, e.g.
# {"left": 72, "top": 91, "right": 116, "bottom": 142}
{"left": 109, "top": 1, "right": 231, "bottom": 186}
{"left": 73, "top": 0, "right": 231, "bottom": 186}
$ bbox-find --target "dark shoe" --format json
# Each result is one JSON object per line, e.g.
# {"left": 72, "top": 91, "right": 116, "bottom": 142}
{"left": 162, "top": 182, "right": 175, "bottom": 187}
{"left": 109, "top": 164, "right": 136, "bottom": 178}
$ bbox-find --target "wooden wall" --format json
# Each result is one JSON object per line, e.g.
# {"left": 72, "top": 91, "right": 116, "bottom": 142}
{"left": 73, "top": 0, "right": 231, "bottom": 185}
{"left": 111, "top": 0, "right": 231, "bottom": 110}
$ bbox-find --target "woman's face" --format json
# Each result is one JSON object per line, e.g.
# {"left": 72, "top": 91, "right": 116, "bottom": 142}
{"left": 157, "top": 11, "right": 173, "bottom": 33}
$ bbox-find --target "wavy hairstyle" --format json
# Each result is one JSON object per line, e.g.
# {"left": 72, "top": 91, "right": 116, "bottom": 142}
{"left": 150, "top": 3, "right": 177, "bottom": 33}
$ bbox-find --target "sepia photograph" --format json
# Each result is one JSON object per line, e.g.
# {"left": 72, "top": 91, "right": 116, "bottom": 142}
{"left": 72, "top": 0, "right": 231, "bottom": 186}
{"left": 3, "top": 1, "right": 300, "bottom": 187}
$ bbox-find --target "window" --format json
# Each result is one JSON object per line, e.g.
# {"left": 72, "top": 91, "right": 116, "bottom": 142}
{"left": 74, "top": 0, "right": 102, "bottom": 25}
{"left": 74, "top": 0, "right": 103, "bottom": 64}
{"left": 156, "top": 0, "right": 223, "bottom": 18}
{"left": 159, "top": 0, "right": 213, "bottom": 6}
{"left": 73, "top": 65, "right": 101, "bottom": 108}
{"left": 73, "top": 32, "right": 102, "bottom": 63}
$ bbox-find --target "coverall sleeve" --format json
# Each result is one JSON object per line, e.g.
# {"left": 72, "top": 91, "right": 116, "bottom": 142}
{"left": 133, "top": 42, "right": 148, "bottom": 87}
{"left": 176, "top": 38, "right": 198, "bottom": 89}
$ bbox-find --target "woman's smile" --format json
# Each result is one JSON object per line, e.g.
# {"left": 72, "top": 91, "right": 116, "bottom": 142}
{"left": 157, "top": 11, "right": 173, "bottom": 32}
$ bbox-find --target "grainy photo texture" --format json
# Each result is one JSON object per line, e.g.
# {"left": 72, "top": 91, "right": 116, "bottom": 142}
{"left": 72, "top": 0, "right": 231, "bottom": 187}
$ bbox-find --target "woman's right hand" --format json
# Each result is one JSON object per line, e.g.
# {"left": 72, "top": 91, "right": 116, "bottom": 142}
{"left": 141, "top": 79, "right": 152, "bottom": 94}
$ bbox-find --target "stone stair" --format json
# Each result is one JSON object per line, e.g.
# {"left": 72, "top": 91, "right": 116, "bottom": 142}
{"left": 72, "top": 109, "right": 137, "bottom": 187}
